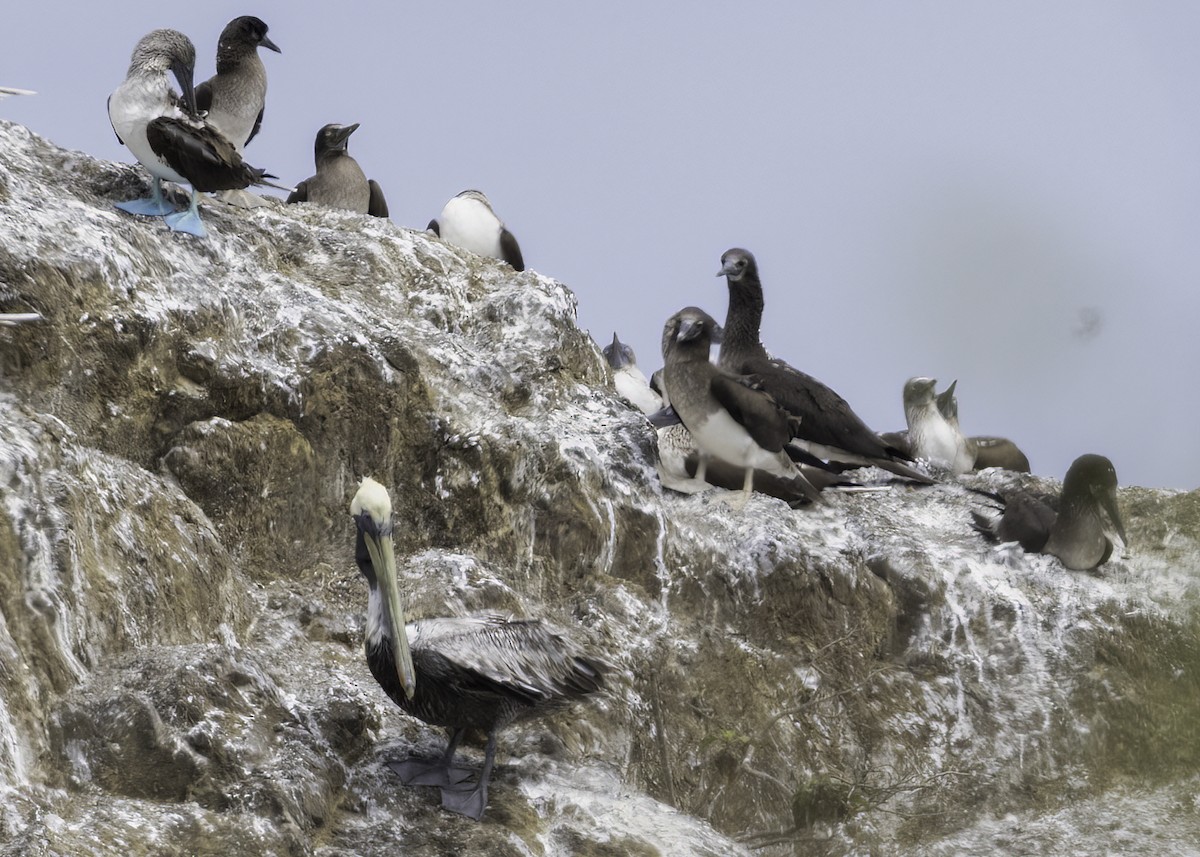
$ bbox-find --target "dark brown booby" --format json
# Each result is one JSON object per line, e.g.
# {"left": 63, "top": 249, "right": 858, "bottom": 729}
{"left": 194, "top": 16, "right": 280, "bottom": 152}
{"left": 288, "top": 123, "right": 389, "bottom": 217}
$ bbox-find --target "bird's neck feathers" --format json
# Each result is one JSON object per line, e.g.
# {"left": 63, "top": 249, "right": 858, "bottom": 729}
{"left": 722, "top": 280, "right": 766, "bottom": 361}
{"left": 365, "top": 586, "right": 392, "bottom": 651}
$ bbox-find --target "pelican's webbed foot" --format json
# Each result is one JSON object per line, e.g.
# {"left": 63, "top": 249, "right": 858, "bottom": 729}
{"left": 439, "top": 780, "right": 489, "bottom": 821}
{"left": 386, "top": 756, "right": 474, "bottom": 787}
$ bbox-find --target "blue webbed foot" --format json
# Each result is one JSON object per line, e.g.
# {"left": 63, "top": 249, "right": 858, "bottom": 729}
{"left": 164, "top": 208, "right": 207, "bottom": 238}
{"left": 114, "top": 197, "right": 176, "bottom": 217}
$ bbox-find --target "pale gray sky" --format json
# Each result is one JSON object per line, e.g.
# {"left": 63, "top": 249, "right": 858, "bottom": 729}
{"left": 5, "top": 3, "right": 1198, "bottom": 489}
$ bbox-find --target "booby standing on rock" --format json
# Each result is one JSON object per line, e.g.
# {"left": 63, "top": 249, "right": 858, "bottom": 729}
{"left": 661, "top": 306, "right": 822, "bottom": 506}
{"left": 602, "top": 332, "right": 662, "bottom": 416}
{"left": 195, "top": 16, "right": 279, "bottom": 152}
{"left": 716, "top": 248, "right": 934, "bottom": 484}
{"left": 971, "top": 454, "right": 1127, "bottom": 571}
{"left": 428, "top": 190, "right": 524, "bottom": 271}
{"left": 287, "top": 123, "right": 389, "bottom": 217}
{"left": 903, "top": 377, "right": 975, "bottom": 475}
{"left": 109, "top": 29, "right": 284, "bottom": 237}
{"left": 351, "top": 478, "right": 605, "bottom": 820}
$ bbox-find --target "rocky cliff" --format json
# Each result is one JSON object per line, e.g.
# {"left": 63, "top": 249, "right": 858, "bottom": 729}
{"left": 1, "top": 120, "right": 1199, "bottom": 856}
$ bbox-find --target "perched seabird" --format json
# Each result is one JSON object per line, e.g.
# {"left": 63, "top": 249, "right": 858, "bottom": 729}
{"left": 661, "top": 306, "right": 822, "bottom": 506}
{"left": 716, "top": 248, "right": 934, "bottom": 484}
{"left": 351, "top": 478, "right": 605, "bottom": 820}
{"left": 287, "top": 123, "right": 389, "bottom": 217}
{"left": 195, "top": 16, "right": 280, "bottom": 152}
{"left": 428, "top": 190, "right": 524, "bottom": 271}
{"left": 971, "top": 454, "right": 1127, "bottom": 571}
{"left": 602, "top": 332, "right": 662, "bottom": 416}
{"left": 109, "top": 29, "right": 282, "bottom": 236}
{"left": 903, "top": 377, "right": 975, "bottom": 475}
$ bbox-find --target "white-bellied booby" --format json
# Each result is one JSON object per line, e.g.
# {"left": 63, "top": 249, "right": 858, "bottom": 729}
{"left": 661, "top": 306, "right": 822, "bottom": 506}
{"left": 971, "top": 454, "right": 1127, "bottom": 570}
{"left": 195, "top": 16, "right": 279, "bottom": 152}
{"left": 428, "top": 190, "right": 524, "bottom": 271}
{"left": 287, "top": 123, "right": 389, "bottom": 217}
{"left": 351, "top": 478, "right": 605, "bottom": 820}
{"left": 903, "top": 377, "right": 975, "bottom": 475}
{"left": 716, "top": 247, "right": 934, "bottom": 484}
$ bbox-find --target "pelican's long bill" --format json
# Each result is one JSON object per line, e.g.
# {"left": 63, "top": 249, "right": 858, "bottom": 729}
{"left": 351, "top": 478, "right": 416, "bottom": 699}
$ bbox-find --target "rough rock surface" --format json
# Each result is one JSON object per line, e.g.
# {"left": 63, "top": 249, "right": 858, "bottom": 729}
{"left": 1, "top": 120, "right": 1199, "bottom": 855}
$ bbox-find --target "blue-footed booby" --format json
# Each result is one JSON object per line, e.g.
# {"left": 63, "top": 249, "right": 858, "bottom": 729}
{"left": 351, "top": 478, "right": 605, "bottom": 820}
{"left": 716, "top": 247, "right": 934, "bottom": 484}
{"left": 971, "top": 454, "right": 1127, "bottom": 571}
{"left": 428, "top": 190, "right": 524, "bottom": 271}
{"left": 195, "top": 16, "right": 279, "bottom": 152}
{"left": 661, "top": 306, "right": 822, "bottom": 506}
{"left": 109, "top": 29, "right": 284, "bottom": 237}
{"left": 287, "top": 123, "right": 389, "bottom": 217}
{"left": 903, "top": 377, "right": 975, "bottom": 475}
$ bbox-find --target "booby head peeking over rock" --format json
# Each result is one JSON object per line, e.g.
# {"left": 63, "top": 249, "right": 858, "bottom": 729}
{"left": 661, "top": 306, "right": 821, "bottom": 506}
{"left": 903, "top": 377, "right": 975, "bottom": 475}
{"left": 428, "top": 190, "right": 525, "bottom": 271}
{"left": 351, "top": 477, "right": 606, "bottom": 820}
{"left": 602, "top": 332, "right": 662, "bottom": 416}
{"left": 716, "top": 247, "right": 934, "bottom": 484}
{"left": 109, "top": 28, "right": 284, "bottom": 237}
{"left": 971, "top": 454, "right": 1127, "bottom": 571}
{"left": 287, "top": 123, "right": 389, "bottom": 217}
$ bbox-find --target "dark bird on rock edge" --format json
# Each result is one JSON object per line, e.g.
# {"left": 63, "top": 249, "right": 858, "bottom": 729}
{"left": 428, "top": 190, "right": 524, "bottom": 271}
{"left": 195, "top": 16, "right": 280, "bottom": 152}
{"left": 971, "top": 454, "right": 1127, "bottom": 571}
{"left": 288, "top": 123, "right": 389, "bottom": 217}
{"left": 661, "top": 306, "right": 822, "bottom": 506}
{"left": 716, "top": 248, "right": 934, "bottom": 484}
{"left": 351, "top": 478, "right": 605, "bottom": 820}
{"left": 109, "top": 29, "right": 286, "bottom": 237}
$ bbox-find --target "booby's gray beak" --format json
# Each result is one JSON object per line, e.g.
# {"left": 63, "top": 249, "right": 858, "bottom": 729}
{"left": 172, "top": 60, "right": 198, "bottom": 118}
{"left": 676, "top": 316, "right": 706, "bottom": 343}
{"left": 261, "top": 34, "right": 282, "bottom": 53}
{"left": 360, "top": 521, "right": 416, "bottom": 699}
{"left": 1096, "top": 485, "right": 1128, "bottom": 546}
{"left": 604, "top": 332, "right": 630, "bottom": 369}
{"left": 332, "top": 123, "right": 360, "bottom": 150}
{"left": 943, "top": 379, "right": 957, "bottom": 396}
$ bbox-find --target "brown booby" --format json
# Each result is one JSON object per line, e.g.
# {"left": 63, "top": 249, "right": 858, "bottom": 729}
{"left": 194, "top": 16, "right": 280, "bottom": 152}
{"left": 971, "top": 454, "right": 1127, "bottom": 570}
{"left": 287, "top": 123, "right": 389, "bottom": 217}
{"left": 716, "top": 247, "right": 934, "bottom": 484}
{"left": 351, "top": 478, "right": 605, "bottom": 820}
{"left": 428, "top": 190, "right": 524, "bottom": 271}
{"left": 661, "top": 306, "right": 822, "bottom": 506}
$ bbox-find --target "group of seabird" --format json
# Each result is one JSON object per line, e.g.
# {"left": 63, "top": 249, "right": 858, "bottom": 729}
{"left": 603, "top": 246, "right": 1126, "bottom": 577}
{"left": 107, "top": 22, "right": 524, "bottom": 268}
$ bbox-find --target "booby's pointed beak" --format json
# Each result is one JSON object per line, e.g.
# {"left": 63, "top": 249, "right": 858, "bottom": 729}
{"left": 944, "top": 379, "right": 958, "bottom": 396}
{"left": 260, "top": 34, "right": 282, "bottom": 53}
{"left": 352, "top": 481, "right": 416, "bottom": 701}
{"left": 172, "top": 60, "right": 199, "bottom": 118}
{"left": 1095, "top": 485, "right": 1128, "bottom": 546}
{"left": 676, "top": 316, "right": 706, "bottom": 343}
{"left": 332, "top": 123, "right": 360, "bottom": 150}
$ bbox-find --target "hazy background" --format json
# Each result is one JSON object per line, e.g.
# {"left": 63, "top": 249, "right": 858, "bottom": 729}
{"left": 4, "top": 3, "right": 1198, "bottom": 490}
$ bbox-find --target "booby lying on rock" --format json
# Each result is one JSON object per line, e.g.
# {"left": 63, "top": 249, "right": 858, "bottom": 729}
{"left": 351, "top": 478, "right": 606, "bottom": 820}
{"left": 661, "top": 306, "right": 822, "bottom": 506}
{"left": 716, "top": 248, "right": 933, "bottom": 484}
{"left": 109, "top": 29, "right": 284, "bottom": 237}
{"left": 971, "top": 454, "right": 1127, "bottom": 570}
{"left": 288, "top": 123, "right": 389, "bottom": 217}
{"left": 428, "top": 190, "right": 524, "bottom": 271}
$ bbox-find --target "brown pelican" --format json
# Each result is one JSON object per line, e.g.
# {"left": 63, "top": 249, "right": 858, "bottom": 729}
{"left": 971, "top": 454, "right": 1127, "bottom": 570}
{"left": 350, "top": 477, "right": 606, "bottom": 820}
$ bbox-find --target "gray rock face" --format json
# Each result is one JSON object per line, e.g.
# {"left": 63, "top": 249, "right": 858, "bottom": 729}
{"left": 2, "top": 119, "right": 1199, "bottom": 855}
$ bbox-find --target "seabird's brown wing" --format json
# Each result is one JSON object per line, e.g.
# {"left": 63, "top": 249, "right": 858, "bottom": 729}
{"left": 367, "top": 180, "right": 389, "bottom": 218}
